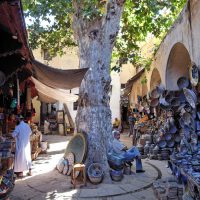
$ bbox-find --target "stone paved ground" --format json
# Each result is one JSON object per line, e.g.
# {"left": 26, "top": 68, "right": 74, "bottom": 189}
{"left": 9, "top": 133, "right": 174, "bottom": 200}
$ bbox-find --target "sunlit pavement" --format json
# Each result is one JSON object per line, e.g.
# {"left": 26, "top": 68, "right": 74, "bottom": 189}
{"left": 10, "top": 134, "right": 173, "bottom": 200}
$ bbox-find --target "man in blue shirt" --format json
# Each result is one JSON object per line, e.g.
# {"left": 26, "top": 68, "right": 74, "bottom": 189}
{"left": 112, "top": 130, "right": 145, "bottom": 173}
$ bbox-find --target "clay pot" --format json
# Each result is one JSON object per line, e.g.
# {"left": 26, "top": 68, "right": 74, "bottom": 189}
{"left": 165, "top": 133, "right": 172, "bottom": 141}
{"left": 169, "top": 124, "right": 177, "bottom": 134}
{"left": 150, "top": 98, "right": 159, "bottom": 107}
{"left": 177, "top": 77, "right": 189, "bottom": 90}
{"left": 174, "top": 135, "right": 181, "bottom": 143}
{"left": 183, "top": 88, "right": 197, "bottom": 109}
{"left": 167, "top": 140, "right": 175, "bottom": 148}
{"left": 150, "top": 89, "right": 160, "bottom": 99}
{"left": 182, "top": 112, "right": 192, "bottom": 126}
{"left": 190, "top": 63, "right": 199, "bottom": 87}
{"left": 158, "top": 140, "right": 167, "bottom": 148}
{"left": 171, "top": 98, "right": 180, "bottom": 107}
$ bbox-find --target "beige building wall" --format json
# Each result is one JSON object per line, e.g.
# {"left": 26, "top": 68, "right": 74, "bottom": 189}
{"left": 120, "top": 63, "right": 136, "bottom": 84}
{"left": 33, "top": 47, "right": 79, "bottom": 69}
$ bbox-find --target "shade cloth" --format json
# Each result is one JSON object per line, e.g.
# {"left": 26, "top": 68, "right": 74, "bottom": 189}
{"left": 31, "top": 77, "right": 78, "bottom": 103}
{"left": 32, "top": 60, "right": 88, "bottom": 90}
{"left": 123, "top": 69, "right": 145, "bottom": 96}
{"left": 37, "top": 91, "right": 57, "bottom": 104}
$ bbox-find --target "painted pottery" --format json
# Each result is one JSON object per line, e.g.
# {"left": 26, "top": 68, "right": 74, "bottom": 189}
{"left": 177, "top": 77, "right": 189, "bottom": 90}
{"left": 190, "top": 63, "right": 199, "bottom": 86}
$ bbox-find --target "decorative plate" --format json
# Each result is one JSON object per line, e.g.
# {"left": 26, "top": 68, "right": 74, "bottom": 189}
{"left": 64, "top": 152, "right": 75, "bottom": 165}
{"left": 190, "top": 63, "right": 199, "bottom": 86}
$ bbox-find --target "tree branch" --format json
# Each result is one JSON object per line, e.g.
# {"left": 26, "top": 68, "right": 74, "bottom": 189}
{"left": 103, "top": 0, "right": 126, "bottom": 49}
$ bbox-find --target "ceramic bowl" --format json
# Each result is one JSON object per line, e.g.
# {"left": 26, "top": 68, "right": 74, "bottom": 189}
{"left": 158, "top": 140, "right": 167, "bottom": 148}
{"left": 169, "top": 124, "right": 177, "bottom": 134}
{"left": 177, "top": 76, "right": 189, "bottom": 90}
{"left": 150, "top": 98, "right": 159, "bottom": 107}
{"left": 190, "top": 64, "right": 199, "bottom": 87}
{"left": 165, "top": 133, "right": 172, "bottom": 141}
{"left": 171, "top": 98, "right": 181, "bottom": 107}
{"left": 167, "top": 140, "right": 175, "bottom": 148}
{"left": 150, "top": 89, "right": 160, "bottom": 99}
{"left": 174, "top": 135, "right": 181, "bottom": 143}
{"left": 183, "top": 88, "right": 197, "bottom": 109}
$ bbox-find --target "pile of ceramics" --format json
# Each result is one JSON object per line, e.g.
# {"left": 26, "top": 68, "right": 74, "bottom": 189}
{"left": 0, "top": 136, "right": 14, "bottom": 174}
{"left": 169, "top": 74, "right": 200, "bottom": 197}
{"left": 151, "top": 64, "right": 200, "bottom": 198}
{"left": 139, "top": 119, "right": 172, "bottom": 160}
{"left": 145, "top": 72, "right": 200, "bottom": 162}
{"left": 153, "top": 177, "right": 183, "bottom": 200}
{"left": 0, "top": 139, "right": 14, "bottom": 158}
{"left": 0, "top": 169, "right": 15, "bottom": 199}
{"left": 57, "top": 152, "right": 75, "bottom": 176}
{"left": 171, "top": 151, "right": 200, "bottom": 183}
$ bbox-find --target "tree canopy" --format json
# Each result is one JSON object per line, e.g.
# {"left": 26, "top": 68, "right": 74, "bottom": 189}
{"left": 22, "top": 0, "right": 186, "bottom": 69}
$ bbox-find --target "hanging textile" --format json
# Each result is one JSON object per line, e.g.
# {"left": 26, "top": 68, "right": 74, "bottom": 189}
{"left": 37, "top": 92, "right": 57, "bottom": 104}
{"left": 32, "top": 60, "right": 88, "bottom": 90}
{"left": 31, "top": 77, "right": 78, "bottom": 103}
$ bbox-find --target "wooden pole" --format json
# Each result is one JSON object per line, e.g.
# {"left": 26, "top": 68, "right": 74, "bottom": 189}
{"left": 16, "top": 73, "right": 20, "bottom": 114}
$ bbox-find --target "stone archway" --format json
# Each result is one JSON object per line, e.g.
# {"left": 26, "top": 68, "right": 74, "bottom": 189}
{"left": 166, "top": 42, "right": 191, "bottom": 90}
{"left": 150, "top": 68, "right": 161, "bottom": 90}
{"left": 142, "top": 83, "right": 148, "bottom": 97}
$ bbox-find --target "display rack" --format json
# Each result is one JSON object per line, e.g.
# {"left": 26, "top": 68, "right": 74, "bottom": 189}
{"left": 169, "top": 160, "right": 200, "bottom": 199}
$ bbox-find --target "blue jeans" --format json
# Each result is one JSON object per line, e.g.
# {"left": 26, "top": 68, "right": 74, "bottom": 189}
{"left": 122, "top": 147, "right": 143, "bottom": 170}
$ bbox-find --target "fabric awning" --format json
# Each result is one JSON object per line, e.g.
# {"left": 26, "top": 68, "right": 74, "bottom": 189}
{"left": 37, "top": 92, "right": 57, "bottom": 104}
{"left": 31, "top": 77, "right": 78, "bottom": 103}
{"left": 32, "top": 60, "right": 88, "bottom": 90}
{"left": 123, "top": 68, "right": 145, "bottom": 96}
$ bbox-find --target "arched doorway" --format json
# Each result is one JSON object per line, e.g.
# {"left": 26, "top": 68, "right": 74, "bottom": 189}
{"left": 142, "top": 83, "right": 148, "bottom": 97}
{"left": 150, "top": 68, "right": 161, "bottom": 90}
{"left": 166, "top": 43, "right": 191, "bottom": 90}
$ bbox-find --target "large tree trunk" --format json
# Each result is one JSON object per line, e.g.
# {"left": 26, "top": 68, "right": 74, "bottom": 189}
{"left": 73, "top": 0, "right": 125, "bottom": 182}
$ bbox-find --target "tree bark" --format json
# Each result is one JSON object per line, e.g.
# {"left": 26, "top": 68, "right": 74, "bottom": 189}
{"left": 73, "top": 0, "right": 125, "bottom": 182}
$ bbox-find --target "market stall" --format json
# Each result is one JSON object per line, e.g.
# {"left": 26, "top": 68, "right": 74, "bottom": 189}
{"left": 0, "top": 135, "right": 15, "bottom": 199}
{"left": 133, "top": 64, "right": 200, "bottom": 198}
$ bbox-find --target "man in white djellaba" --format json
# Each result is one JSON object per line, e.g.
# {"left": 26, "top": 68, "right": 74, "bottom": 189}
{"left": 12, "top": 115, "right": 32, "bottom": 177}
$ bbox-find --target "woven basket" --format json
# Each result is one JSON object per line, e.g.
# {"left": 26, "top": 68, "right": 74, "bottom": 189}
{"left": 110, "top": 170, "right": 123, "bottom": 181}
{"left": 64, "top": 132, "right": 87, "bottom": 164}
{"left": 87, "top": 163, "right": 104, "bottom": 184}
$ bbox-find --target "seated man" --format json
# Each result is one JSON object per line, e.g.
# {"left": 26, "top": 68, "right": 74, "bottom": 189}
{"left": 113, "top": 117, "right": 121, "bottom": 129}
{"left": 112, "top": 130, "right": 145, "bottom": 173}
